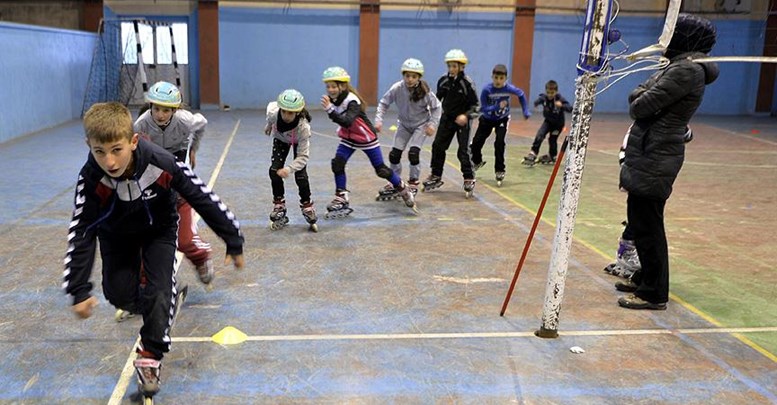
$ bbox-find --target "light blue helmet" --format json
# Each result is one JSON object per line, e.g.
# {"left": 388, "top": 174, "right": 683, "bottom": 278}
{"left": 277, "top": 89, "right": 305, "bottom": 112}
{"left": 146, "top": 81, "right": 182, "bottom": 108}
{"left": 444, "top": 49, "right": 468, "bottom": 65}
{"left": 322, "top": 66, "right": 351, "bottom": 83}
{"left": 401, "top": 58, "right": 424, "bottom": 76}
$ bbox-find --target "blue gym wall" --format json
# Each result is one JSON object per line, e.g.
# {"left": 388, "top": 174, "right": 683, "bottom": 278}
{"left": 0, "top": 22, "right": 94, "bottom": 144}
{"left": 217, "top": 6, "right": 767, "bottom": 116}
{"left": 377, "top": 10, "right": 515, "bottom": 105}
{"left": 219, "top": 6, "right": 360, "bottom": 110}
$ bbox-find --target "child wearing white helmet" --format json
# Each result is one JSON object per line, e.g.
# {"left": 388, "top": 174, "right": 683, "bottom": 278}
{"left": 422, "top": 49, "right": 480, "bottom": 198}
{"left": 373, "top": 58, "right": 442, "bottom": 199}
{"left": 264, "top": 89, "right": 318, "bottom": 232}
{"left": 133, "top": 81, "right": 215, "bottom": 287}
{"left": 320, "top": 66, "right": 417, "bottom": 218}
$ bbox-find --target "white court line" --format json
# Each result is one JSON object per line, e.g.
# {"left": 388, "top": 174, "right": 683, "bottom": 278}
{"left": 169, "top": 326, "right": 777, "bottom": 343}
{"left": 107, "top": 119, "right": 242, "bottom": 405}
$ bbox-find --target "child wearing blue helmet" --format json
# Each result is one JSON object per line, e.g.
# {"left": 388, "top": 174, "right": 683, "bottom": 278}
{"left": 134, "top": 81, "right": 215, "bottom": 287}
{"left": 264, "top": 89, "right": 318, "bottom": 232}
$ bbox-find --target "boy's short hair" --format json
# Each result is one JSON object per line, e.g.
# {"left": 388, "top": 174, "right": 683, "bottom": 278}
{"left": 545, "top": 80, "right": 558, "bottom": 89}
{"left": 492, "top": 64, "right": 508, "bottom": 75}
{"left": 83, "top": 102, "right": 134, "bottom": 144}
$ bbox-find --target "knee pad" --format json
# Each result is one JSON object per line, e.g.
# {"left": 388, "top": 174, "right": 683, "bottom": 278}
{"left": 375, "top": 164, "right": 393, "bottom": 179}
{"left": 331, "top": 156, "right": 346, "bottom": 174}
{"left": 388, "top": 148, "right": 402, "bottom": 165}
{"left": 408, "top": 147, "right": 421, "bottom": 166}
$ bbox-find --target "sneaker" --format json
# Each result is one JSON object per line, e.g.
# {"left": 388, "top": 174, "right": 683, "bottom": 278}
{"left": 618, "top": 294, "right": 667, "bottom": 310}
{"left": 614, "top": 279, "right": 637, "bottom": 293}
{"left": 195, "top": 259, "right": 214, "bottom": 284}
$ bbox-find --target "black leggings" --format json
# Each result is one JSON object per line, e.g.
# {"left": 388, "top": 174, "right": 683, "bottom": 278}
{"left": 269, "top": 138, "right": 311, "bottom": 204}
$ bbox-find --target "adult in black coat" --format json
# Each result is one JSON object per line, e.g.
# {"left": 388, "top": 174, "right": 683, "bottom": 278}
{"left": 617, "top": 14, "right": 720, "bottom": 310}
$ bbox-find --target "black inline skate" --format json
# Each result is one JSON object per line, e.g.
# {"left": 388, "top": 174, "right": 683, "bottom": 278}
{"left": 269, "top": 198, "right": 289, "bottom": 230}
{"left": 538, "top": 154, "right": 556, "bottom": 165}
{"left": 375, "top": 183, "right": 399, "bottom": 201}
{"left": 421, "top": 174, "right": 444, "bottom": 192}
{"left": 495, "top": 171, "right": 506, "bottom": 187}
{"left": 463, "top": 178, "right": 476, "bottom": 199}
{"left": 325, "top": 190, "right": 353, "bottom": 219}
{"left": 301, "top": 201, "right": 318, "bottom": 232}
{"left": 521, "top": 152, "right": 537, "bottom": 167}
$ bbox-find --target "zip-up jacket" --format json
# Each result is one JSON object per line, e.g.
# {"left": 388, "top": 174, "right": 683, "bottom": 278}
{"left": 134, "top": 109, "right": 207, "bottom": 161}
{"left": 63, "top": 138, "right": 243, "bottom": 305}
{"left": 264, "top": 101, "right": 312, "bottom": 173}
{"left": 325, "top": 92, "right": 379, "bottom": 148}
{"left": 533, "top": 94, "right": 573, "bottom": 127}
{"left": 480, "top": 83, "right": 531, "bottom": 121}
{"left": 374, "top": 80, "right": 442, "bottom": 130}
{"left": 436, "top": 72, "right": 480, "bottom": 121}
{"left": 620, "top": 52, "right": 719, "bottom": 200}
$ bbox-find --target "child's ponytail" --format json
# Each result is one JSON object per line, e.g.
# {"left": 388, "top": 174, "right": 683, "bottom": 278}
{"left": 410, "top": 80, "right": 430, "bottom": 102}
{"left": 345, "top": 83, "right": 367, "bottom": 112}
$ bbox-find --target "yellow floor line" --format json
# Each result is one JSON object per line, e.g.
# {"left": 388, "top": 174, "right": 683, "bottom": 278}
{"left": 170, "top": 326, "right": 777, "bottom": 343}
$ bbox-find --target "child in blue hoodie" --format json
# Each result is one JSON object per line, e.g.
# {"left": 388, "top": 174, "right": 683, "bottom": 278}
{"left": 470, "top": 64, "right": 530, "bottom": 185}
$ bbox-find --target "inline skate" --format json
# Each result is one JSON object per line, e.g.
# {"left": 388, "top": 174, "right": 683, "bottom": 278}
{"left": 269, "top": 198, "right": 289, "bottom": 230}
{"left": 325, "top": 190, "right": 353, "bottom": 219}
{"left": 301, "top": 201, "right": 318, "bottom": 232}
{"left": 421, "top": 174, "right": 444, "bottom": 192}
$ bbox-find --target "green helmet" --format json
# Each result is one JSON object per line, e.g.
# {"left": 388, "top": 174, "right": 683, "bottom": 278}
{"left": 322, "top": 66, "right": 350, "bottom": 83}
{"left": 277, "top": 89, "right": 305, "bottom": 112}
{"left": 444, "top": 49, "right": 468, "bottom": 65}
{"left": 401, "top": 58, "right": 424, "bottom": 76}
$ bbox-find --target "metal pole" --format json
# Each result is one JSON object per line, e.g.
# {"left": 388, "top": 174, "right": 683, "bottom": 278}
{"left": 536, "top": 73, "right": 597, "bottom": 338}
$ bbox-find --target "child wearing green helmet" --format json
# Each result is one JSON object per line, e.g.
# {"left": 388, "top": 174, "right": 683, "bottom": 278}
{"left": 264, "top": 89, "right": 318, "bottom": 232}
{"left": 320, "top": 66, "right": 417, "bottom": 218}
{"left": 133, "top": 81, "right": 216, "bottom": 292}
{"left": 374, "top": 58, "right": 442, "bottom": 200}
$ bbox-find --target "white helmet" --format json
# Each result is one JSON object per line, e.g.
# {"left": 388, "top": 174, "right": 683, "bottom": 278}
{"left": 401, "top": 58, "right": 424, "bottom": 76}
{"left": 444, "top": 49, "right": 468, "bottom": 65}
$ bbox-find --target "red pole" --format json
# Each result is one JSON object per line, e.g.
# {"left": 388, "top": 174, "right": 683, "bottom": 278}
{"left": 500, "top": 136, "right": 569, "bottom": 316}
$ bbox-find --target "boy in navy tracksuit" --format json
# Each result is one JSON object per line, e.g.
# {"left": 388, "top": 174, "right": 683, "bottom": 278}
{"left": 470, "top": 64, "right": 531, "bottom": 185}
{"left": 523, "top": 80, "right": 572, "bottom": 166}
{"left": 422, "top": 49, "right": 480, "bottom": 196}
{"left": 64, "top": 102, "right": 244, "bottom": 396}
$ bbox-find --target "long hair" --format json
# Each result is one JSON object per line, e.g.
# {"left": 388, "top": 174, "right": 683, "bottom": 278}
{"left": 410, "top": 79, "right": 430, "bottom": 103}
{"left": 345, "top": 83, "right": 367, "bottom": 112}
{"left": 300, "top": 107, "right": 312, "bottom": 123}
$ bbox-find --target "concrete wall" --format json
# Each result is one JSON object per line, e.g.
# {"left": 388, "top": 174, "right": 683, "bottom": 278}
{"left": 0, "top": 1, "right": 82, "bottom": 30}
{"left": 0, "top": 22, "right": 94, "bottom": 144}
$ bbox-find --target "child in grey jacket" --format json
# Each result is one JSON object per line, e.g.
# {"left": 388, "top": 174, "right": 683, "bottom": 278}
{"left": 264, "top": 89, "right": 317, "bottom": 231}
{"left": 374, "top": 58, "right": 441, "bottom": 198}
{"left": 133, "top": 81, "right": 214, "bottom": 286}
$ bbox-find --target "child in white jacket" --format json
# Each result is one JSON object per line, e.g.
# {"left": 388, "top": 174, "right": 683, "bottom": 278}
{"left": 264, "top": 89, "right": 317, "bottom": 231}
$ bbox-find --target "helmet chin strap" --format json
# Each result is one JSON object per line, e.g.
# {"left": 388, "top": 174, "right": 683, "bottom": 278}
{"left": 156, "top": 117, "right": 172, "bottom": 129}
